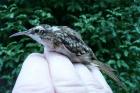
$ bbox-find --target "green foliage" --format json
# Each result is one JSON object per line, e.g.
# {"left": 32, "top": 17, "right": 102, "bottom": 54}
{"left": 0, "top": 0, "right": 140, "bottom": 93}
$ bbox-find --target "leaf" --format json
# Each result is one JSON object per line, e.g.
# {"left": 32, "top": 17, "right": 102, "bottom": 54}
{"left": 115, "top": 53, "right": 121, "bottom": 59}
{"left": 107, "top": 59, "right": 116, "bottom": 65}
{"left": 17, "top": 14, "right": 27, "bottom": 19}
{"left": 124, "top": 50, "right": 129, "bottom": 57}
{"left": 29, "top": 18, "right": 40, "bottom": 25}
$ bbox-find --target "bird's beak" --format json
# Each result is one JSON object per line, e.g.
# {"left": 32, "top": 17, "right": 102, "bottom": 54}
{"left": 9, "top": 31, "right": 28, "bottom": 38}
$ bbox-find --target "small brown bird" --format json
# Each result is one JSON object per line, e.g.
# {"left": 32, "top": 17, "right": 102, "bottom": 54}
{"left": 10, "top": 24, "right": 126, "bottom": 90}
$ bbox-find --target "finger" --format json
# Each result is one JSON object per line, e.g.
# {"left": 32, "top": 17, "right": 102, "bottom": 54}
{"left": 12, "top": 53, "right": 55, "bottom": 93}
{"left": 74, "top": 64, "right": 113, "bottom": 93}
{"left": 45, "top": 52, "right": 88, "bottom": 93}
{"left": 90, "top": 66, "right": 113, "bottom": 93}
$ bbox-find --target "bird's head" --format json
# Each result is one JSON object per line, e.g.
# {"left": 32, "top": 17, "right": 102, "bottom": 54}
{"left": 10, "top": 24, "right": 52, "bottom": 44}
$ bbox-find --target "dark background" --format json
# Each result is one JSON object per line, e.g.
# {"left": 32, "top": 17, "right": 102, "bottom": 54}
{"left": 0, "top": 0, "right": 140, "bottom": 93}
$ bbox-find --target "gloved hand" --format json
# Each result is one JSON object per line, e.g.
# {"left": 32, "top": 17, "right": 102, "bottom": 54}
{"left": 12, "top": 52, "right": 113, "bottom": 93}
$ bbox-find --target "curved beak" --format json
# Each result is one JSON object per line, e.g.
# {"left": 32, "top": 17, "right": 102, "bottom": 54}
{"left": 9, "top": 31, "right": 28, "bottom": 38}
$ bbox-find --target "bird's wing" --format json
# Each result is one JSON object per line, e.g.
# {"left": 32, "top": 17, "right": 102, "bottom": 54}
{"left": 54, "top": 29, "right": 90, "bottom": 56}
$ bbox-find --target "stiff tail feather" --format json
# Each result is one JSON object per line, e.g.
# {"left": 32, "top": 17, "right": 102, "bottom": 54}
{"left": 92, "top": 60, "right": 127, "bottom": 91}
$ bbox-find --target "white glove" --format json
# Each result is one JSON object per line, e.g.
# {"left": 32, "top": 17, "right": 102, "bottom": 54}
{"left": 12, "top": 52, "right": 113, "bottom": 93}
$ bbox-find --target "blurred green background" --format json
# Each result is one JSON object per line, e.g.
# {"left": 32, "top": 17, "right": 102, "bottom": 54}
{"left": 0, "top": 0, "right": 140, "bottom": 93}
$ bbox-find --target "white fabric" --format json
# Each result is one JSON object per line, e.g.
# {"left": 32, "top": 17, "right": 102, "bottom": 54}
{"left": 12, "top": 52, "right": 113, "bottom": 93}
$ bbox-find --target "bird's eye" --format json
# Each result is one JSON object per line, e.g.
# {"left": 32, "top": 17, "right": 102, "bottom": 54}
{"left": 40, "top": 30, "right": 45, "bottom": 35}
{"left": 35, "top": 29, "right": 39, "bottom": 33}
{"left": 40, "top": 30, "right": 44, "bottom": 32}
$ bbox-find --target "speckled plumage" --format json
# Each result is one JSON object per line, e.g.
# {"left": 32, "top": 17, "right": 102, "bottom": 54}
{"left": 10, "top": 24, "right": 126, "bottom": 90}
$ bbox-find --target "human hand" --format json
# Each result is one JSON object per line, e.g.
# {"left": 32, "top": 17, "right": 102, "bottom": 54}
{"left": 12, "top": 52, "right": 113, "bottom": 93}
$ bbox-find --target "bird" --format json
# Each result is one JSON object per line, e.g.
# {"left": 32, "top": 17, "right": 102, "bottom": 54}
{"left": 10, "top": 24, "right": 126, "bottom": 90}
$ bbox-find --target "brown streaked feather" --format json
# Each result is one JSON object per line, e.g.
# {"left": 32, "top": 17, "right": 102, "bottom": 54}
{"left": 52, "top": 26, "right": 126, "bottom": 90}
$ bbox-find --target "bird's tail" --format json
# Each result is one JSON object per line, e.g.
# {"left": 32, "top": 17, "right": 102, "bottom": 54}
{"left": 92, "top": 60, "right": 127, "bottom": 91}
